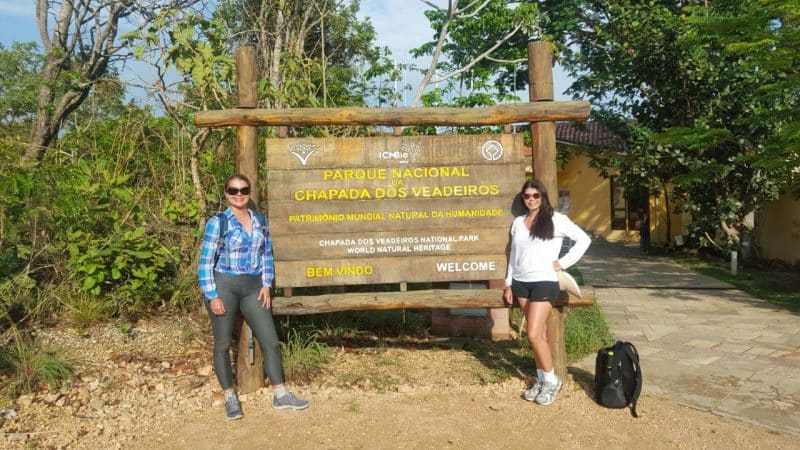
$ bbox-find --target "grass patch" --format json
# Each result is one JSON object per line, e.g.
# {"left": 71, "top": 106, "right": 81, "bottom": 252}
{"left": 63, "top": 293, "right": 111, "bottom": 333}
{"left": 565, "top": 303, "right": 614, "bottom": 360}
{"left": 0, "top": 332, "right": 74, "bottom": 399}
{"left": 280, "top": 327, "right": 331, "bottom": 383}
{"left": 675, "top": 255, "right": 800, "bottom": 312}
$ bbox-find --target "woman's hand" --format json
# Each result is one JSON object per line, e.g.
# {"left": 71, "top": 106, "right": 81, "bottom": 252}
{"left": 503, "top": 286, "right": 514, "bottom": 306}
{"left": 259, "top": 286, "right": 272, "bottom": 309}
{"left": 209, "top": 298, "right": 225, "bottom": 316}
{"left": 553, "top": 260, "right": 563, "bottom": 272}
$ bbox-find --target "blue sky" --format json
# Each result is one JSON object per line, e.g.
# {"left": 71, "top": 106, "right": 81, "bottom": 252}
{"left": 0, "top": 0, "right": 573, "bottom": 102}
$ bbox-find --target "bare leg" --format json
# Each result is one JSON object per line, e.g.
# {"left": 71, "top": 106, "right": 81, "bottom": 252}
{"left": 525, "top": 300, "right": 554, "bottom": 372}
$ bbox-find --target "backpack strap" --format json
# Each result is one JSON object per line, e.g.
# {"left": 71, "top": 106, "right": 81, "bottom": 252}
{"left": 254, "top": 210, "right": 267, "bottom": 231}
{"left": 622, "top": 342, "right": 642, "bottom": 418}
{"left": 213, "top": 212, "right": 227, "bottom": 268}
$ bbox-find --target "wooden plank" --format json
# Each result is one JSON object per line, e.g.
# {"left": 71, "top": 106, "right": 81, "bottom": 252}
{"left": 273, "top": 228, "right": 510, "bottom": 260}
{"left": 275, "top": 254, "right": 509, "bottom": 287}
{"left": 265, "top": 134, "right": 524, "bottom": 169}
{"left": 268, "top": 197, "right": 516, "bottom": 234}
{"left": 267, "top": 165, "right": 522, "bottom": 202}
{"left": 195, "top": 101, "right": 590, "bottom": 128}
{"left": 271, "top": 287, "right": 595, "bottom": 315}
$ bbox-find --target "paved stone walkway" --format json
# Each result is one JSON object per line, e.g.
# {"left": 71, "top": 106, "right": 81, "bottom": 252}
{"left": 572, "top": 240, "right": 800, "bottom": 436}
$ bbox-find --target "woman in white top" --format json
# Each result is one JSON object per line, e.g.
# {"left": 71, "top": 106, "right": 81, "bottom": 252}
{"left": 503, "top": 179, "right": 591, "bottom": 406}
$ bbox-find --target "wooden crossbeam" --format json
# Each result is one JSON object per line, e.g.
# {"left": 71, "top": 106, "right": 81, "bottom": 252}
{"left": 272, "top": 287, "right": 595, "bottom": 315}
{"left": 194, "top": 101, "right": 590, "bottom": 128}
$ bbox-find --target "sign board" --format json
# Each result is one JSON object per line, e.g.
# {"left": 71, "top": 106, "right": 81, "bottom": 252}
{"left": 266, "top": 134, "right": 526, "bottom": 287}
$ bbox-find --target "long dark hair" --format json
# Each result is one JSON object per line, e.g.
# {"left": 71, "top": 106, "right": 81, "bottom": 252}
{"left": 521, "top": 179, "right": 554, "bottom": 240}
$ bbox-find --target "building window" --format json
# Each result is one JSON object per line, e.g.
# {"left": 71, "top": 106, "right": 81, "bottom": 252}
{"left": 610, "top": 178, "right": 649, "bottom": 231}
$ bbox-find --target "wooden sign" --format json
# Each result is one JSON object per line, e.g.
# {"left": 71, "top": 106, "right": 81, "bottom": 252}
{"left": 266, "top": 134, "right": 526, "bottom": 287}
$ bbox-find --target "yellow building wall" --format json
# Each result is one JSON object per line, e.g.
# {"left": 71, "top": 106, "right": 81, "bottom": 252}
{"left": 755, "top": 194, "right": 800, "bottom": 265}
{"left": 557, "top": 154, "right": 684, "bottom": 245}
{"left": 649, "top": 191, "right": 685, "bottom": 245}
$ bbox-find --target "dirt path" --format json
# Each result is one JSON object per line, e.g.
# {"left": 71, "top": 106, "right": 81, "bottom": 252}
{"left": 3, "top": 318, "right": 797, "bottom": 449}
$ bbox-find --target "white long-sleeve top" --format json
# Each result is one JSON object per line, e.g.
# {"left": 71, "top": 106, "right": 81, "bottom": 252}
{"left": 504, "top": 212, "right": 591, "bottom": 287}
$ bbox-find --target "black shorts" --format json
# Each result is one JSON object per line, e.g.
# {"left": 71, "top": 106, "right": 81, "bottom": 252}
{"left": 511, "top": 279, "right": 559, "bottom": 303}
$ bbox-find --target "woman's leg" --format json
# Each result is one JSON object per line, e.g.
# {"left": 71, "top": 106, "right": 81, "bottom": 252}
{"left": 239, "top": 290, "right": 285, "bottom": 386}
{"left": 525, "top": 300, "right": 553, "bottom": 372}
{"left": 204, "top": 287, "right": 241, "bottom": 390}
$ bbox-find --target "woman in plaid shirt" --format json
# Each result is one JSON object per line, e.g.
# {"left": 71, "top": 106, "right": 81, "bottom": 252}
{"left": 198, "top": 174, "right": 309, "bottom": 420}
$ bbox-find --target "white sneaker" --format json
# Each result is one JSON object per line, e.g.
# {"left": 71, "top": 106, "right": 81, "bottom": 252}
{"left": 523, "top": 379, "right": 542, "bottom": 401}
{"left": 534, "top": 377, "right": 563, "bottom": 406}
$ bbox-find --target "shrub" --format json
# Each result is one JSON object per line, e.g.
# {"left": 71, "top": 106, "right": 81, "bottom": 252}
{"left": 0, "top": 332, "right": 74, "bottom": 399}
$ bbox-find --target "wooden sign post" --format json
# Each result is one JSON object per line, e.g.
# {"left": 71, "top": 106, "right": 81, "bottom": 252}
{"left": 529, "top": 41, "right": 568, "bottom": 380}
{"left": 198, "top": 43, "right": 589, "bottom": 393}
{"left": 234, "top": 45, "right": 265, "bottom": 393}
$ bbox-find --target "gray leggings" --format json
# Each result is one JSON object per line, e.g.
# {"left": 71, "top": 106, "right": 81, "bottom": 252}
{"left": 205, "top": 273, "right": 284, "bottom": 389}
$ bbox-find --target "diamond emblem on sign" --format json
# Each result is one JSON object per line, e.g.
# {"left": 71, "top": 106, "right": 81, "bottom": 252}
{"left": 481, "top": 140, "right": 503, "bottom": 161}
{"left": 289, "top": 142, "right": 318, "bottom": 166}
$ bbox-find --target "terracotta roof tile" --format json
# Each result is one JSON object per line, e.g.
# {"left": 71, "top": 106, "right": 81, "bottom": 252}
{"left": 555, "top": 121, "right": 620, "bottom": 147}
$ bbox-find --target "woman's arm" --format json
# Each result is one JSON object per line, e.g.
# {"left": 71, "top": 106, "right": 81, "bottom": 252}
{"left": 555, "top": 213, "right": 591, "bottom": 270}
{"left": 504, "top": 218, "right": 518, "bottom": 287}
{"left": 198, "top": 216, "right": 222, "bottom": 302}
{"left": 261, "top": 216, "right": 275, "bottom": 289}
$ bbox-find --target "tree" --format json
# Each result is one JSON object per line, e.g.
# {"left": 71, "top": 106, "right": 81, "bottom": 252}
{"left": 700, "top": 0, "right": 800, "bottom": 197}
{"left": 0, "top": 43, "right": 43, "bottom": 143}
{"left": 24, "top": 0, "right": 198, "bottom": 162}
{"left": 125, "top": 9, "right": 236, "bottom": 218}
{"left": 410, "top": 0, "right": 540, "bottom": 107}
{"left": 549, "top": 1, "right": 796, "bottom": 250}
{"left": 215, "top": 0, "right": 394, "bottom": 113}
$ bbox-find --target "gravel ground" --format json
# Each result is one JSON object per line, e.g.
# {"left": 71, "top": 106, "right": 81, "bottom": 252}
{"left": 2, "top": 316, "right": 797, "bottom": 449}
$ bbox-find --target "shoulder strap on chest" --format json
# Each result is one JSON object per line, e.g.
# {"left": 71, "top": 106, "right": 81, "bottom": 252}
{"left": 254, "top": 211, "right": 267, "bottom": 231}
{"left": 214, "top": 212, "right": 227, "bottom": 266}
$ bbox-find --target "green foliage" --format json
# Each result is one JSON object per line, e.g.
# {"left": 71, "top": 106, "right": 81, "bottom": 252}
{"left": 0, "top": 42, "right": 42, "bottom": 140}
{"left": 66, "top": 225, "right": 175, "bottom": 299}
{"left": 216, "top": 0, "right": 395, "bottom": 113}
{"left": 0, "top": 332, "right": 74, "bottom": 399}
{"left": 411, "top": 0, "right": 539, "bottom": 105}
{"left": 550, "top": 1, "right": 797, "bottom": 251}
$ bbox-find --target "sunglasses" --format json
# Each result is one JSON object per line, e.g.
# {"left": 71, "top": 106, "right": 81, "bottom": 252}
{"left": 523, "top": 192, "right": 542, "bottom": 200}
{"left": 226, "top": 186, "right": 251, "bottom": 196}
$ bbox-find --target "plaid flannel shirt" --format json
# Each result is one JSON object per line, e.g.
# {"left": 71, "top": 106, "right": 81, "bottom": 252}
{"left": 197, "top": 208, "right": 274, "bottom": 302}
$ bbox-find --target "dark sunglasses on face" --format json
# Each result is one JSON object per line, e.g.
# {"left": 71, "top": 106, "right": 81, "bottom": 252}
{"left": 226, "top": 186, "right": 251, "bottom": 196}
{"left": 523, "top": 192, "right": 541, "bottom": 200}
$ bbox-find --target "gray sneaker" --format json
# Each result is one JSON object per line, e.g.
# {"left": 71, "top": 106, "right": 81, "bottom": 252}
{"left": 534, "top": 377, "right": 563, "bottom": 406}
{"left": 523, "top": 379, "right": 542, "bottom": 401}
{"left": 272, "top": 391, "right": 309, "bottom": 410}
{"left": 225, "top": 393, "right": 243, "bottom": 420}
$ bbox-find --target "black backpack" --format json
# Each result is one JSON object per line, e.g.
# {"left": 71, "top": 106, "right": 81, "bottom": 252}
{"left": 594, "top": 340, "right": 642, "bottom": 417}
